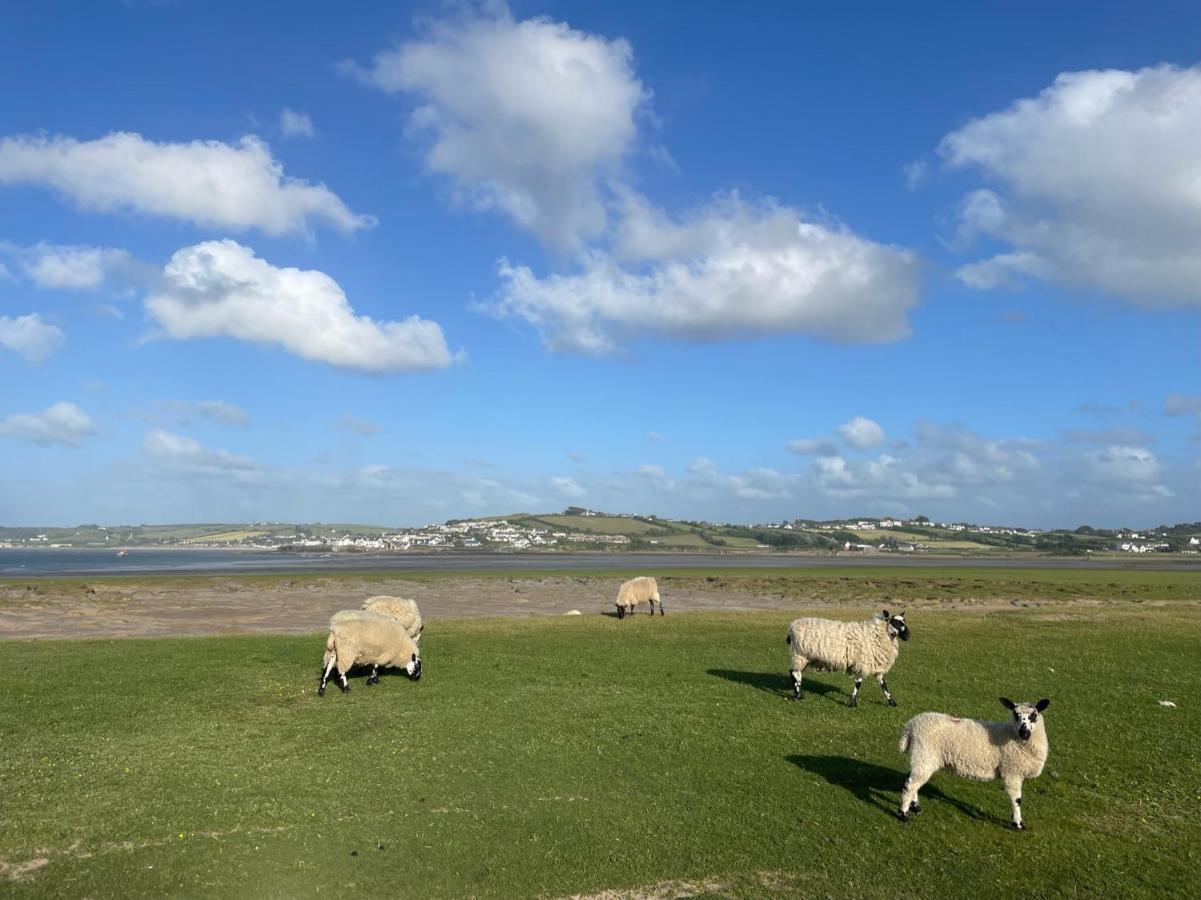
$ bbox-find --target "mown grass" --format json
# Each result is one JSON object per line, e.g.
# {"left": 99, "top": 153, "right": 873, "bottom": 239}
{"left": 2, "top": 601, "right": 1199, "bottom": 898}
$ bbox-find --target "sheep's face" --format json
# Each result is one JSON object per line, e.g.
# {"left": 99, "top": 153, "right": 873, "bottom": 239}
{"left": 406, "top": 654, "right": 422, "bottom": 681}
{"left": 1001, "top": 697, "right": 1049, "bottom": 740}
{"left": 883, "top": 610, "right": 910, "bottom": 641}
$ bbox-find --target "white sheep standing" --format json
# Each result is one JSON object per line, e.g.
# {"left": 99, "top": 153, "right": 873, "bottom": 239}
{"left": 785, "top": 610, "right": 909, "bottom": 706}
{"left": 615, "top": 576, "right": 663, "bottom": 619}
{"left": 898, "top": 698, "right": 1051, "bottom": 829}
{"left": 318, "top": 615, "right": 422, "bottom": 696}
{"left": 328, "top": 595, "right": 423, "bottom": 645}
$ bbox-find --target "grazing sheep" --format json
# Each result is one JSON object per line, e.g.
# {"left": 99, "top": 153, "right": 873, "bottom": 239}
{"left": 615, "top": 576, "right": 663, "bottom": 619}
{"left": 318, "top": 616, "right": 422, "bottom": 696}
{"left": 898, "top": 698, "right": 1051, "bottom": 830}
{"left": 785, "top": 610, "right": 909, "bottom": 706}
{"left": 328, "top": 596, "right": 423, "bottom": 645}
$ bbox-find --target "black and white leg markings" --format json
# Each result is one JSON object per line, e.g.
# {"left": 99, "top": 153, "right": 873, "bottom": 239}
{"left": 318, "top": 657, "right": 337, "bottom": 696}
{"left": 879, "top": 675, "right": 897, "bottom": 707}
{"left": 848, "top": 677, "right": 863, "bottom": 708}
{"left": 791, "top": 670, "right": 803, "bottom": 700}
{"left": 339, "top": 670, "right": 350, "bottom": 693}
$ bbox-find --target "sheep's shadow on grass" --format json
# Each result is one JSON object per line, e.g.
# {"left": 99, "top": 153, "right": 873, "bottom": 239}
{"left": 787, "top": 755, "right": 989, "bottom": 823}
{"left": 707, "top": 669, "right": 841, "bottom": 701}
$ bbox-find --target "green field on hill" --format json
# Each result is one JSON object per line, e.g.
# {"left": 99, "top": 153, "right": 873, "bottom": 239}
{"left": 2, "top": 587, "right": 1198, "bottom": 897}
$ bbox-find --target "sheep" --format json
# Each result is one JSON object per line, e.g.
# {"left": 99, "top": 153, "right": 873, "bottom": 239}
{"left": 318, "top": 615, "right": 422, "bottom": 696}
{"left": 785, "top": 610, "right": 909, "bottom": 706}
{"left": 614, "top": 576, "right": 663, "bottom": 619}
{"left": 898, "top": 698, "right": 1051, "bottom": 830}
{"left": 328, "top": 595, "right": 423, "bottom": 645}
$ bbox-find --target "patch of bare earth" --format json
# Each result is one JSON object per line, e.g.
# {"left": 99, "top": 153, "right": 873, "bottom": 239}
{"left": 0, "top": 575, "right": 1148, "bottom": 641}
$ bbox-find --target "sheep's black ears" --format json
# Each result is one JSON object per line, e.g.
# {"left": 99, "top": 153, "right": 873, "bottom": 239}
{"left": 882, "top": 609, "right": 890, "bottom": 618}
{"left": 1035, "top": 698, "right": 1050, "bottom": 711}
{"left": 1000, "top": 697, "right": 1016, "bottom": 710}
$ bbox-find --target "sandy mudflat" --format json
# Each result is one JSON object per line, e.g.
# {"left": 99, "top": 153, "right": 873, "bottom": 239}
{"left": 0, "top": 575, "right": 812, "bottom": 640}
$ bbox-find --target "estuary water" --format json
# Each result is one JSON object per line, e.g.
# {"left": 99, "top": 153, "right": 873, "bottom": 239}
{"left": 2, "top": 547, "right": 1197, "bottom": 577}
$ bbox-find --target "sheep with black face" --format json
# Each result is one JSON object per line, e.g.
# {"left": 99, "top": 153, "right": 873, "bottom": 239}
{"left": 785, "top": 610, "right": 910, "bottom": 706}
{"left": 898, "top": 697, "right": 1051, "bottom": 829}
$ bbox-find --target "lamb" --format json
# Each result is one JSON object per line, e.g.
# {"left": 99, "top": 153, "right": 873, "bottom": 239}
{"left": 898, "top": 698, "right": 1051, "bottom": 830}
{"left": 785, "top": 610, "right": 909, "bottom": 706}
{"left": 318, "top": 615, "right": 422, "bottom": 696}
{"left": 328, "top": 595, "right": 423, "bottom": 645}
{"left": 615, "top": 576, "right": 663, "bottom": 619}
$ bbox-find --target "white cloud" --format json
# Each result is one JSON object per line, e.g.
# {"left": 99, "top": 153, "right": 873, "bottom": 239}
{"left": 492, "top": 193, "right": 920, "bottom": 353}
{"left": 0, "top": 313, "right": 64, "bottom": 363}
{"left": 646, "top": 431, "right": 664, "bottom": 442}
{"left": 838, "top": 416, "right": 885, "bottom": 449}
{"left": 0, "top": 132, "right": 373, "bottom": 236}
{"left": 0, "top": 401, "right": 95, "bottom": 445}
{"left": 938, "top": 64, "right": 1201, "bottom": 306}
{"left": 1083, "top": 445, "right": 1172, "bottom": 499}
{"left": 280, "top": 109, "right": 315, "bottom": 139}
{"left": 143, "top": 429, "right": 259, "bottom": 475}
{"left": 550, "top": 475, "right": 586, "bottom": 498}
{"left": 347, "top": 6, "right": 647, "bottom": 249}
{"left": 145, "top": 240, "right": 457, "bottom": 372}
{"left": 15, "top": 242, "right": 143, "bottom": 290}
{"left": 787, "top": 437, "right": 838, "bottom": 457}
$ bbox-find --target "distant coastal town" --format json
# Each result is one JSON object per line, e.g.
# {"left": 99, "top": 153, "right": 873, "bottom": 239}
{"left": 2, "top": 509, "right": 1198, "bottom": 556}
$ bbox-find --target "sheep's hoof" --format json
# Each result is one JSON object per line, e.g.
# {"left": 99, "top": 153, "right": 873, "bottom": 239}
{"left": 340, "top": 685, "right": 350, "bottom": 694}
{"left": 888, "top": 698, "right": 899, "bottom": 707}
{"left": 908, "top": 802, "right": 922, "bottom": 815}
{"left": 317, "top": 686, "right": 325, "bottom": 697}
{"left": 896, "top": 811, "right": 909, "bottom": 823}
{"left": 847, "top": 697, "right": 858, "bottom": 708}
{"left": 1011, "top": 822, "right": 1025, "bottom": 831}
{"left": 365, "top": 679, "right": 374, "bottom": 687}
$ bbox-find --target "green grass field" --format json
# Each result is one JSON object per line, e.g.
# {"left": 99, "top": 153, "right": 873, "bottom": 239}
{"left": 2, "top": 589, "right": 1199, "bottom": 898}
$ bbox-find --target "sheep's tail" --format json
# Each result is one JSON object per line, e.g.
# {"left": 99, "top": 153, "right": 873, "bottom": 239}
{"left": 898, "top": 721, "right": 913, "bottom": 755}
{"left": 323, "top": 630, "right": 337, "bottom": 668}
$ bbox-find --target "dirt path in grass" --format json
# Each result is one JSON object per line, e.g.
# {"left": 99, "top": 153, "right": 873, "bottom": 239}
{"left": 0, "top": 573, "right": 1146, "bottom": 640}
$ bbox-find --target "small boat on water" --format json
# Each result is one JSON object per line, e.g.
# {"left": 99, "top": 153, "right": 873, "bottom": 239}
{"left": 116, "top": 548, "right": 128, "bottom": 557}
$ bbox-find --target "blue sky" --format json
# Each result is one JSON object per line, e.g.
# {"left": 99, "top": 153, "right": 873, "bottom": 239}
{"left": 0, "top": 0, "right": 1197, "bottom": 528}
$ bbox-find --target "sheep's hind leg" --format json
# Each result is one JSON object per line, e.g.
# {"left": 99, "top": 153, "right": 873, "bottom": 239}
{"left": 338, "top": 669, "right": 351, "bottom": 693}
{"left": 898, "top": 766, "right": 934, "bottom": 821}
{"left": 318, "top": 656, "right": 336, "bottom": 697}
{"left": 366, "top": 665, "right": 379, "bottom": 686}
{"left": 848, "top": 676, "right": 863, "bottom": 707}
{"left": 790, "top": 668, "right": 804, "bottom": 700}
{"left": 878, "top": 674, "right": 898, "bottom": 707}
{"left": 1005, "top": 777, "right": 1025, "bottom": 830}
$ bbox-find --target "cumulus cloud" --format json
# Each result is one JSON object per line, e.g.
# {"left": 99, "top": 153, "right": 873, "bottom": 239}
{"left": 280, "top": 109, "right": 315, "bottom": 139}
{"left": 0, "top": 313, "right": 64, "bottom": 363}
{"left": 491, "top": 193, "right": 920, "bottom": 353}
{"left": 143, "top": 429, "right": 259, "bottom": 475}
{"left": 937, "top": 64, "right": 1201, "bottom": 306}
{"left": 0, "top": 401, "right": 95, "bottom": 445}
{"left": 12, "top": 242, "right": 147, "bottom": 290}
{"left": 346, "top": 6, "right": 647, "bottom": 249}
{"left": 838, "top": 416, "right": 885, "bottom": 450}
{"left": 145, "top": 240, "right": 456, "bottom": 372}
{"left": 1083, "top": 445, "right": 1172, "bottom": 499}
{"left": 0, "top": 132, "right": 372, "bottom": 236}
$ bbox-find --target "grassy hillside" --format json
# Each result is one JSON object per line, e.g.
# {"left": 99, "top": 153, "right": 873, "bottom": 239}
{"left": 2, "top": 602, "right": 1198, "bottom": 897}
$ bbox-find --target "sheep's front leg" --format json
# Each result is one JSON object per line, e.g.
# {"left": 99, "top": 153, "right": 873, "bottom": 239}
{"left": 878, "top": 674, "right": 898, "bottom": 707}
{"left": 848, "top": 676, "right": 863, "bottom": 707}
{"left": 366, "top": 665, "right": 379, "bottom": 686}
{"left": 1004, "top": 776, "right": 1025, "bottom": 830}
{"left": 789, "top": 667, "right": 804, "bottom": 700}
